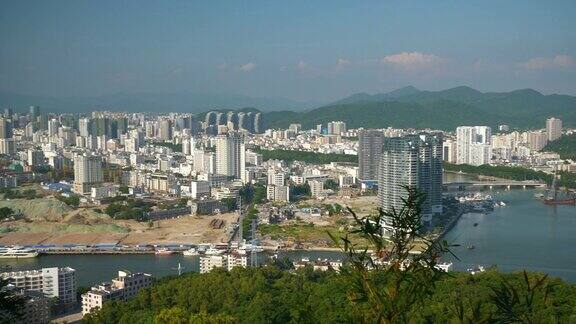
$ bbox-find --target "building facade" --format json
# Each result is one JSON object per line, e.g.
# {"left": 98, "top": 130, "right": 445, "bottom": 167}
{"left": 377, "top": 134, "right": 443, "bottom": 235}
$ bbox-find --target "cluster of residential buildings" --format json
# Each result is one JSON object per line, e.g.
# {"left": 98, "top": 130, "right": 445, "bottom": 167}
{"left": 0, "top": 267, "right": 77, "bottom": 323}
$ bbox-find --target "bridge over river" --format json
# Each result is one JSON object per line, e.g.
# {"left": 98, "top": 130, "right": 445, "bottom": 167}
{"left": 443, "top": 180, "right": 546, "bottom": 190}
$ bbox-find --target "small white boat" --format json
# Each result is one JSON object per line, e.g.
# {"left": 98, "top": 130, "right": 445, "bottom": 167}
{"left": 467, "top": 265, "right": 485, "bottom": 275}
{"left": 155, "top": 248, "right": 174, "bottom": 256}
{"left": 0, "top": 247, "right": 39, "bottom": 259}
{"left": 183, "top": 248, "right": 199, "bottom": 256}
{"left": 204, "top": 247, "right": 224, "bottom": 255}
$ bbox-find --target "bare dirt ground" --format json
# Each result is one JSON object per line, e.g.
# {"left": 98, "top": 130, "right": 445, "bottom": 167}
{"left": 0, "top": 213, "right": 239, "bottom": 246}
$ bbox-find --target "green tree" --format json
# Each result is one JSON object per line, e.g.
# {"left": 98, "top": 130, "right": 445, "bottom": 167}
{"left": 331, "top": 186, "right": 453, "bottom": 323}
{"left": 0, "top": 278, "right": 25, "bottom": 323}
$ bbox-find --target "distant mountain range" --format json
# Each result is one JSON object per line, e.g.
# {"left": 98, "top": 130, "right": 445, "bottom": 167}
{"left": 0, "top": 90, "right": 321, "bottom": 114}
{"left": 2, "top": 86, "right": 575, "bottom": 130}
{"left": 264, "top": 86, "right": 576, "bottom": 130}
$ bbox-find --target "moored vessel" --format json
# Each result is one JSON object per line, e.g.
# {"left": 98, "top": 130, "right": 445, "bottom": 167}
{"left": 0, "top": 247, "right": 39, "bottom": 259}
{"left": 155, "top": 248, "right": 174, "bottom": 256}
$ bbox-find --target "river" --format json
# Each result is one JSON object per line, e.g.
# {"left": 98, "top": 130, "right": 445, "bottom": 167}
{"left": 2, "top": 173, "right": 575, "bottom": 284}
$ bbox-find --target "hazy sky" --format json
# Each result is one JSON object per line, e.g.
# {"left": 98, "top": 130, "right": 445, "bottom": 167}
{"left": 1, "top": 1, "right": 575, "bottom": 101}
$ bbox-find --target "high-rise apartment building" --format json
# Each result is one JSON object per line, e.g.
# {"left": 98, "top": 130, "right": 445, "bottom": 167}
{"left": 215, "top": 132, "right": 245, "bottom": 179}
{"left": 442, "top": 138, "right": 457, "bottom": 163}
{"left": 456, "top": 126, "right": 492, "bottom": 166}
{"left": 377, "top": 134, "right": 443, "bottom": 234}
{"left": 47, "top": 119, "right": 60, "bottom": 136}
{"left": 528, "top": 131, "right": 548, "bottom": 151}
{"left": 79, "top": 118, "right": 91, "bottom": 137}
{"left": 158, "top": 119, "right": 172, "bottom": 141}
{"left": 73, "top": 154, "right": 103, "bottom": 194}
{"left": 0, "top": 117, "right": 13, "bottom": 139}
{"left": 358, "top": 129, "right": 384, "bottom": 182}
{"left": 29, "top": 106, "right": 40, "bottom": 119}
{"left": 327, "top": 121, "right": 347, "bottom": 135}
{"left": 546, "top": 117, "right": 562, "bottom": 142}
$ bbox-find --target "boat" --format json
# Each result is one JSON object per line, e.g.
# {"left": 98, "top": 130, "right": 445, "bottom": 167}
{"left": 204, "top": 247, "right": 224, "bottom": 255}
{"left": 467, "top": 265, "right": 485, "bottom": 275}
{"left": 0, "top": 247, "right": 39, "bottom": 259}
{"left": 467, "top": 245, "right": 475, "bottom": 250}
{"left": 182, "top": 248, "right": 199, "bottom": 256}
{"left": 155, "top": 248, "right": 174, "bottom": 256}
{"left": 435, "top": 262, "right": 453, "bottom": 272}
{"left": 473, "top": 223, "right": 479, "bottom": 227}
{"left": 540, "top": 170, "right": 576, "bottom": 205}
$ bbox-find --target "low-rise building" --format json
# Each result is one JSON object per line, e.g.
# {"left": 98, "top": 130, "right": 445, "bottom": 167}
{"left": 81, "top": 271, "right": 153, "bottom": 316}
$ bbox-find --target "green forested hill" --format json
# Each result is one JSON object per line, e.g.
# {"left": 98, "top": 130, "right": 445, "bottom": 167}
{"left": 83, "top": 267, "right": 576, "bottom": 323}
{"left": 264, "top": 86, "right": 576, "bottom": 130}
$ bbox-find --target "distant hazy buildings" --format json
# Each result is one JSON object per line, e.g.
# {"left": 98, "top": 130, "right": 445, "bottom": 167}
{"left": 0, "top": 117, "right": 13, "bottom": 139}
{"left": 203, "top": 110, "right": 263, "bottom": 133}
{"left": 358, "top": 129, "right": 384, "bottom": 183}
{"left": 456, "top": 126, "right": 492, "bottom": 166}
{"left": 546, "top": 117, "right": 562, "bottom": 142}
{"left": 377, "top": 134, "right": 443, "bottom": 234}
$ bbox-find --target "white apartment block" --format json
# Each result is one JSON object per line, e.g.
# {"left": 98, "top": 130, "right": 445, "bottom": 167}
{"left": 199, "top": 251, "right": 251, "bottom": 274}
{"left": 73, "top": 154, "right": 103, "bottom": 194}
{"left": 546, "top": 117, "right": 562, "bottom": 142}
{"left": 82, "top": 271, "right": 153, "bottom": 316}
{"left": 456, "top": 126, "right": 492, "bottom": 166}
{"left": 0, "top": 267, "right": 77, "bottom": 305}
{"left": 309, "top": 180, "right": 325, "bottom": 198}
{"left": 215, "top": 132, "right": 245, "bottom": 179}
{"left": 266, "top": 185, "right": 290, "bottom": 202}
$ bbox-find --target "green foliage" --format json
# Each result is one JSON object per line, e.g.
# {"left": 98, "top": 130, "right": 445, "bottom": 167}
{"left": 257, "top": 149, "right": 357, "bottom": 164}
{"left": 544, "top": 134, "right": 576, "bottom": 160}
{"left": 0, "top": 188, "right": 39, "bottom": 199}
{"left": 0, "top": 207, "right": 14, "bottom": 220}
{"left": 290, "top": 183, "right": 311, "bottom": 201}
{"left": 0, "top": 278, "right": 25, "bottom": 322}
{"left": 81, "top": 267, "right": 576, "bottom": 323}
{"left": 118, "top": 186, "right": 129, "bottom": 194}
{"left": 56, "top": 194, "right": 80, "bottom": 207}
{"left": 242, "top": 208, "right": 259, "bottom": 240}
{"left": 105, "top": 198, "right": 154, "bottom": 220}
{"left": 239, "top": 185, "right": 266, "bottom": 206}
{"left": 221, "top": 198, "right": 237, "bottom": 212}
{"left": 331, "top": 186, "right": 453, "bottom": 322}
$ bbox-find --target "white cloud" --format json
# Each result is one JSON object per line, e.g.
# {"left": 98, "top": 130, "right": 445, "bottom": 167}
{"left": 380, "top": 52, "right": 444, "bottom": 70}
{"left": 239, "top": 62, "right": 256, "bottom": 72}
{"left": 518, "top": 55, "right": 575, "bottom": 70}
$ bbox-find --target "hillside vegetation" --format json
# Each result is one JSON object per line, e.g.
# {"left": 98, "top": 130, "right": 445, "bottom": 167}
{"left": 544, "top": 134, "right": 576, "bottom": 160}
{"left": 264, "top": 86, "right": 576, "bottom": 130}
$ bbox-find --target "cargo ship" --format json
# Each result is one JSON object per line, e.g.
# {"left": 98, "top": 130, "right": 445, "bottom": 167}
{"left": 539, "top": 172, "right": 576, "bottom": 205}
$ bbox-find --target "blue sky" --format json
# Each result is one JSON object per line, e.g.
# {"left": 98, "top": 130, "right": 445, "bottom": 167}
{"left": 1, "top": 0, "right": 575, "bottom": 101}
